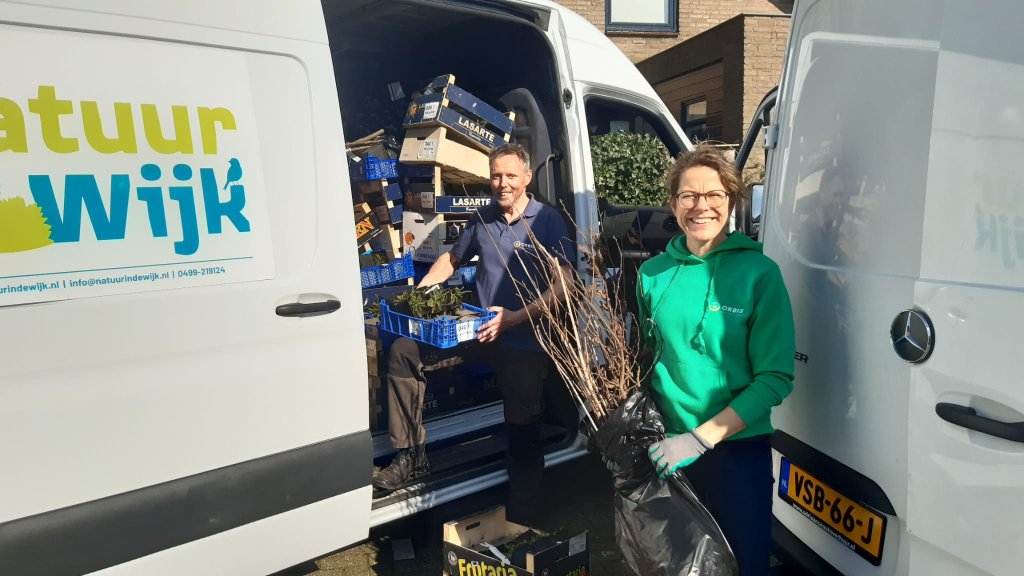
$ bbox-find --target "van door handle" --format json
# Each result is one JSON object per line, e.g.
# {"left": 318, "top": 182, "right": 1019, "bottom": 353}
{"left": 935, "top": 402, "right": 1024, "bottom": 443}
{"left": 275, "top": 299, "right": 341, "bottom": 317}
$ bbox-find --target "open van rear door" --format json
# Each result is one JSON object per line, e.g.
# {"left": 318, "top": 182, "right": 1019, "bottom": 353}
{"left": 550, "top": 7, "right": 687, "bottom": 308}
{"left": 0, "top": 3, "right": 371, "bottom": 574}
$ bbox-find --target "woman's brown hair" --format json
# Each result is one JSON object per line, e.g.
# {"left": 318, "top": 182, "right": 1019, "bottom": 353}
{"left": 664, "top": 144, "right": 746, "bottom": 208}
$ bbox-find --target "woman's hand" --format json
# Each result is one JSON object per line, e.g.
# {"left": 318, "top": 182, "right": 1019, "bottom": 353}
{"left": 648, "top": 430, "right": 715, "bottom": 479}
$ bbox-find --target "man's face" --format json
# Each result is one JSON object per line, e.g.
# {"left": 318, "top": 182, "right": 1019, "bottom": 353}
{"left": 490, "top": 153, "right": 532, "bottom": 212}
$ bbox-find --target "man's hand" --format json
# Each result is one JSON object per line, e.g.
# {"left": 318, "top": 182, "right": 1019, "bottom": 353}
{"left": 648, "top": 430, "right": 715, "bottom": 479}
{"left": 476, "top": 306, "right": 522, "bottom": 343}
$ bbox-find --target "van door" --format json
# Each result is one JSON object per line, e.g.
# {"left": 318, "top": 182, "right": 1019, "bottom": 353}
{"left": 0, "top": 3, "right": 370, "bottom": 575}
{"left": 902, "top": 4, "right": 1024, "bottom": 574}
{"left": 538, "top": 5, "right": 686, "bottom": 242}
{"left": 757, "top": 1, "right": 1024, "bottom": 575}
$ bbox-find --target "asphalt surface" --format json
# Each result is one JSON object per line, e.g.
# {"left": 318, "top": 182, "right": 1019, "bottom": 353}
{"left": 306, "top": 453, "right": 623, "bottom": 575}
{"left": 299, "top": 453, "right": 799, "bottom": 576}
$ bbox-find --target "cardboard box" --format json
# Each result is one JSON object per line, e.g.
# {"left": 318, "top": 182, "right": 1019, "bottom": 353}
{"left": 435, "top": 195, "right": 493, "bottom": 213}
{"left": 403, "top": 74, "right": 514, "bottom": 152}
{"left": 368, "top": 223, "right": 402, "bottom": 258}
{"left": 421, "top": 363, "right": 499, "bottom": 420}
{"left": 404, "top": 181, "right": 438, "bottom": 212}
{"left": 442, "top": 506, "right": 589, "bottom": 576}
{"left": 358, "top": 180, "right": 404, "bottom": 225}
{"left": 399, "top": 126, "right": 490, "bottom": 183}
{"left": 402, "top": 210, "right": 445, "bottom": 262}
{"left": 358, "top": 179, "right": 403, "bottom": 203}
{"left": 354, "top": 202, "right": 384, "bottom": 245}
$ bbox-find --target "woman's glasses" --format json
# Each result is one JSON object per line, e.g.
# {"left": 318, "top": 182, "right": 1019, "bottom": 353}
{"left": 671, "top": 191, "right": 729, "bottom": 209}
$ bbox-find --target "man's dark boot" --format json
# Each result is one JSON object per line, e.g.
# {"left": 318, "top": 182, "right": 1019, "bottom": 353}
{"left": 372, "top": 445, "right": 429, "bottom": 491}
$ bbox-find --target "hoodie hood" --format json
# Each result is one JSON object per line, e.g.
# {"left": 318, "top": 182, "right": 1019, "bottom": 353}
{"left": 665, "top": 230, "right": 763, "bottom": 263}
{"left": 665, "top": 232, "right": 763, "bottom": 354}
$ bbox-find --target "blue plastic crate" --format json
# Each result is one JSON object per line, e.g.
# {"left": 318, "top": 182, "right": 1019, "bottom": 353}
{"left": 378, "top": 301, "right": 495, "bottom": 349}
{"left": 459, "top": 265, "right": 477, "bottom": 285}
{"left": 360, "top": 253, "right": 414, "bottom": 288}
{"left": 351, "top": 153, "right": 399, "bottom": 181}
{"left": 412, "top": 263, "right": 477, "bottom": 287}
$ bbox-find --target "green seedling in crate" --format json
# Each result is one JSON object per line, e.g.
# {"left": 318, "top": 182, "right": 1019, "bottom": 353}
{"left": 392, "top": 285, "right": 470, "bottom": 319}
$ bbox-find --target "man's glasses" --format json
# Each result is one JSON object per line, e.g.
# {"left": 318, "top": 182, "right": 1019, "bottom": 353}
{"left": 671, "top": 191, "right": 729, "bottom": 209}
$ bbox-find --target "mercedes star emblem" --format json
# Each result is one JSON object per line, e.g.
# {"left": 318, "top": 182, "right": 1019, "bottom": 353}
{"left": 890, "top": 309, "right": 935, "bottom": 364}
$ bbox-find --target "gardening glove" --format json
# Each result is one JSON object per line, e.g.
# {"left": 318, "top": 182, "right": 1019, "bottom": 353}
{"left": 648, "top": 430, "right": 714, "bottom": 479}
{"left": 602, "top": 456, "right": 619, "bottom": 472}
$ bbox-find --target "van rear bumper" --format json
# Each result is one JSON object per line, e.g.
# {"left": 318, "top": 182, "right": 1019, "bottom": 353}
{"left": 0, "top": 431, "right": 372, "bottom": 576}
{"left": 772, "top": 515, "right": 844, "bottom": 576}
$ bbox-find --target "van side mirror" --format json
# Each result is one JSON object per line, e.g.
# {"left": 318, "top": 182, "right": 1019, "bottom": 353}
{"left": 733, "top": 186, "right": 762, "bottom": 240}
{"left": 748, "top": 184, "right": 764, "bottom": 238}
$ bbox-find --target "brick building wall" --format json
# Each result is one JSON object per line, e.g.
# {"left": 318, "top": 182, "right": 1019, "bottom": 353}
{"left": 742, "top": 15, "right": 789, "bottom": 135}
{"left": 554, "top": 0, "right": 793, "bottom": 63}
{"left": 636, "top": 13, "right": 788, "bottom": 146}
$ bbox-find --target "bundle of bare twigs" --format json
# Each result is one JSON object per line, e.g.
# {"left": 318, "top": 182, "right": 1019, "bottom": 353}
{"left": 510, "top": 227, "right": 648, "bottom": 436}
{"left": 345, "top": 129, "right": 386, "bottom": 156}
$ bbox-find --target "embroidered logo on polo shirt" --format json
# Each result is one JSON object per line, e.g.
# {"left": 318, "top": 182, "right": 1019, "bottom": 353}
{"left": 513, "top": 240, "right": 536, "bottom": 250}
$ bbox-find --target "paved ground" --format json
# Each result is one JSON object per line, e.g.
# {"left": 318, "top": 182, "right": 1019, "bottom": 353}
{"left": 301, "top": 453, "right": 798, "bottom": 576}
{"left": 307, "top": 453, "right": 624, "bottom": 575}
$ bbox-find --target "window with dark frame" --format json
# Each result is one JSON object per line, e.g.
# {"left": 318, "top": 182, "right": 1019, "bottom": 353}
{"left": 681, "top": 99, "right": 708, "bottom": 142}
{"left": 606, "top": 0, "right": 678, "bottom": 33}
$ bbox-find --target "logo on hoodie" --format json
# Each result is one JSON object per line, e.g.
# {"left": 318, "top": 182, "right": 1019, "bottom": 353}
{"left": 709, "top": 301, "right": 745, "bottom": 314}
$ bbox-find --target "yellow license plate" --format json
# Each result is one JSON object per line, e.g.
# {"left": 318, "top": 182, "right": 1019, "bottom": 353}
{"left": 779, "top": 459, "right": 887, "bottom": 565}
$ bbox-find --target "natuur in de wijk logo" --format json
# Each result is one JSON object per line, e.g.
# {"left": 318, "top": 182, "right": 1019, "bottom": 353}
{"left": 1, "top": 85, "right": 250, "bottom": 257}
{"left": 1, "top": 30, "right": 274, "bottom": 306}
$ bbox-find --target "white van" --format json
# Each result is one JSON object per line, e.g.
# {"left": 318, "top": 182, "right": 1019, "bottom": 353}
{"left": 736, "top": 0, "right": 1024, "bottom": 574}
{"left": 0, "top": 1, "right": 686, "bottom": 574}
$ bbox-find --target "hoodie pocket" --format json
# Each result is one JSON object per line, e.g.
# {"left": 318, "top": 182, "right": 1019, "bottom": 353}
{"left": 658, "top": 362, "right": 732, "bottom": 417}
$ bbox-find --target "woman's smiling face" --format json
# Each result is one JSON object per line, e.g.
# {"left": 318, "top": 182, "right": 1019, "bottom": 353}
{"left": 671, "top": 165, "right": 732, "bottom": 257}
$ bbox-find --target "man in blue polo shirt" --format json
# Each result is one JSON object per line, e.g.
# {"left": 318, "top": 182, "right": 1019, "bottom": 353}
{"left": 373, "top": 143, "right": 575, "bottom": 525}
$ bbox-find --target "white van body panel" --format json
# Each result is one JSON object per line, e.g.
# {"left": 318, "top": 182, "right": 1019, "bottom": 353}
{"left": 1, "top": 0, "right": 688, "bottom": 573}
{"left": 1, "top": 1, "right": 370, "bottom": 574}
{"left": 0, "top": 0, "right": 363, "bottom": 516}
{"left": 556, "top": 7, "right": 666, "bottom": 102}
{"left": 764, "top": 1, "right": 1024, "bottom": 574}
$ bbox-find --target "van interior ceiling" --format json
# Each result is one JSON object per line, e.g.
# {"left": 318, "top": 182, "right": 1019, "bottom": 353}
{"left": 322, "top": 0, "right": 572, "bottom": 213}
{"left": 321, "top": 0, "right": 580, "bottom": 507}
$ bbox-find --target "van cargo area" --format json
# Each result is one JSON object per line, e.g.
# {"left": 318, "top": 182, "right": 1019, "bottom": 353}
{"left": 322, "top": 0, "right": 580, "bottom": 509}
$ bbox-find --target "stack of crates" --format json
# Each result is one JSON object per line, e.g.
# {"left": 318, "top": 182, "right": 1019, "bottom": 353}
{"left": 398, "top": 74, "right": 511, "bottom": 263}
{"left": 352, "top": 75, "right": 515, "bottom": 434}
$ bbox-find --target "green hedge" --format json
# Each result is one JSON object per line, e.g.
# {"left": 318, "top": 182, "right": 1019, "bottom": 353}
{"left": 591, "top": 131, "right": 672, "bottom": 206}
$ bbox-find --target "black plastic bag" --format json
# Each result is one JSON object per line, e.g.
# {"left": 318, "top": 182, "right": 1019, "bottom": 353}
{"left": 591, "top": 387, "right": 667, "bottom": 496}
{"left": 615, "top": 475, "right": 738, "bottom": 576}
{"left": 589, "top": 388, "right": 738, "bottom": 576}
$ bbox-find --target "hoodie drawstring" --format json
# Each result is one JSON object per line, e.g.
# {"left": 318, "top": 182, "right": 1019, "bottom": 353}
{"left": 690, "top": 256, "right": 721, "bottom": 355}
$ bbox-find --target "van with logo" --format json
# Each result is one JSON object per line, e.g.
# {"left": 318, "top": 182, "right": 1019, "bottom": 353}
{"left": 735, "top": 0, "right": 1024, "bottom": 574}
{"left": 0, "top": 1, "right": 686, "bottom": 574}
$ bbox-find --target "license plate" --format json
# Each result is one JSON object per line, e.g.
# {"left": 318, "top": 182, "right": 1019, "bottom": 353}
{"left": 779, "top": 458, "right": 887, "bottom": 565}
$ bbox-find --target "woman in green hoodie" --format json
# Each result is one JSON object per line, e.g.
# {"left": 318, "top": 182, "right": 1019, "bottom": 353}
{"left": 638, "top": 145, "right": 795, "bottom": 575}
